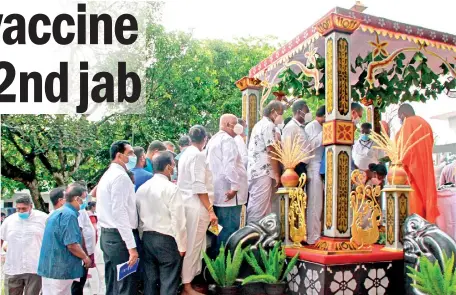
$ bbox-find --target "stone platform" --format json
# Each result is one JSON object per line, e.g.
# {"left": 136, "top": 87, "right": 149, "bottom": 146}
{"left": 285, "top": 245, "right": 404, "bottom": 295}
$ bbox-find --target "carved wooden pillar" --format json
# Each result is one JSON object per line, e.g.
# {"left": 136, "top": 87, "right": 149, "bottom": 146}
{"left": 236, "top": 77, "right": 262, "bottom": 144}
{"left": 383, "top": 185, "right": 412, "bottom": 251}
{"left": 316, "top": 14, "right": 360, "bottom": 239}
{"left": 361, "top": 98, "right": 382, "bottom": 133}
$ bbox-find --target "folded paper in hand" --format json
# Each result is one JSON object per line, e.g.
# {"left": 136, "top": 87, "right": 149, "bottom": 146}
{"left": 208, "top": 224, "right": 223, "bottom": 236}
{"left": 117, "top": 259, "right": 139, "bottom": 281}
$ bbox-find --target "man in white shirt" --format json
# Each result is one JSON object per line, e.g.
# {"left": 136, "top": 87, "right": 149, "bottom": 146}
{"left": 177, "top": 125, "right": 218, "bottom": 295}
{"left": 282, "top": 100, "right": 311, "bottom": 178}
{"left": 352, "top": 123, "right": 383, "bottom": 171}
{"left": 305, "top": 105, "right": 325, "bottom": 245}
{"left": 1, "top": 196, "right": 48, "bottom": 295}
{"left": 136, "top": 151, "right": 187, "bottom": 295}
{"left": 247, "top": 100, "right": 283, "bottom": 223}
{"left": 234, "top": 118, "right": 248, "bottom": 169}
{"left": 97, "top": 140, "right": 139, "bottom": 295}
{"left": 206, "top": 114, "right": 248, "bottom": 255}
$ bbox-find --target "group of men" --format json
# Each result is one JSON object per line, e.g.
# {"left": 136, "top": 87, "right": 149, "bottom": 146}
{"left": 0, "top": 98, "right": 451, "bottom": 295}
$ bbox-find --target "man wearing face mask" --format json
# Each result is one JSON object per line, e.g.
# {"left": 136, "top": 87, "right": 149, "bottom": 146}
{"left": 234, "top": 118, "right": 248, "bottom": 169}
{"left": 136, "top": 151, "right": 187, "bottom": 295}
{"left": 1, "top": 196, "right": 48, "bottom": 295}
{"left": 352, "top": 123, "right": 384, "bottom": 171}
{"left": 247, "top": 100, "right": 283, "bottom": 223}
{"left": 38, "top": 184, "right": 92, "bottom": 295}
{"left": 351, "top": 102, "right": 364, "bottom": 126}
{"left": 396, "top": 103, "right": 438, "bottom": 223}
{"left": 282, "top": 100, "right": 311, "bottom": 178}
{"left": 304, "top": 105, "right": 326, "bottom": 245}
{"left": 206, "top": 114, "right": 248, "bottom": 255}
{"left": 130, "top": 146, "right": 153, "bottom": 191}
{"left": 97, "top": 140, "right": 139, "bottom": 295}
{"left": 70, "top": 182, "right": 96, "bottom": 295}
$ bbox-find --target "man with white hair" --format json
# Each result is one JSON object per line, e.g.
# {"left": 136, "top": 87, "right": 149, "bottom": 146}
{"left": 206, "top": 114, "right": 248, "bottom": 254}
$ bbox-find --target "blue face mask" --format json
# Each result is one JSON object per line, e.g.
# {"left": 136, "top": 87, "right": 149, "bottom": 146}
{"left": 18, "top": 212, "right": 30, "bottom": 219}
{"left": 79, "top": 199, "right": 88, "bottom": 210}
{"left": 126, "top": 156, "right": 137, "bottom": 171}
{"left": 244, "top": 127, "right": 249, "bottom": 136}
{"left": 361, "top": 134, "right": 370, "bottom": 141}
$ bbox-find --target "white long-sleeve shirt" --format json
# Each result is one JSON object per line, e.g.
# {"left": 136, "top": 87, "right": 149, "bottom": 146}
{"left": 206, "top": 131, "right": 248, "bottom": 207}
{"left": 234, "top": 135, "right": 248, "bottom": 169}
{"left": 305, "top": 120, "right": 323, "bottom": 171}
{"left": 78, "top": 210, "right": 96, "bottom": 255}
{"left": 136, "top": 174, "right": 187, "bottom": 252}
{"left": 97, "top": 163, "right": 138, "bottom": 249}
{"left": 0, "top": 210, "right": 48, "bottom": 275}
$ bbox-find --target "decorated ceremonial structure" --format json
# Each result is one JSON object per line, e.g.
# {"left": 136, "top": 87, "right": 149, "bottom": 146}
{"left": 234, "top": 2, "right": 456, "bottom": 294}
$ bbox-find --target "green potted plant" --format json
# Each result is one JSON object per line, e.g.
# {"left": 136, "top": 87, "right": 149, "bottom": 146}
{"left": 202, "top": 243, "right": 245, "bottom": 295}
{"left": 242, "top": 242, "right": 299, "bottom": 295}
{"left": 406, "top": 253, "right": 456, "bottom": 295}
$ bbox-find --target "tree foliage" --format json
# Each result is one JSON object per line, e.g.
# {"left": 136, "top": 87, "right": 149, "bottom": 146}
{"left": 1, "top": 23, "right": 276, "bottom": 211}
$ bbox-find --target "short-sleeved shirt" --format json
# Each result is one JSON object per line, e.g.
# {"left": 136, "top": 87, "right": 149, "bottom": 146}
{"left": 37, "top": 203, "right": 84, "bottom": 280}
{"left": 130, "top": 167, "right": 153, "bottom": 191}
{"left": 247, "top": 116, "right": 276, "bottom": 180}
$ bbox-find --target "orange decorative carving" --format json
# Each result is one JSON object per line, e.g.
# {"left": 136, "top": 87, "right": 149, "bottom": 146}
{"left": 316, "top": 13, "right": 361, "bottom": 37}
{"left": 323, "top": 120, "right": 355, "bottom": 146}
{"left": 236, "top": 76, "right": 262, "bottom": 91}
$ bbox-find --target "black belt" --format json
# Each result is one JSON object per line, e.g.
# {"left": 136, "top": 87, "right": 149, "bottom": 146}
{"left": 101, "top": 228, "right": 138, "bottom": 233}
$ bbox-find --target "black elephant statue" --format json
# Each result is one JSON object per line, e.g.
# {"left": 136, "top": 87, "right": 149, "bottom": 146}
{"left": 403, "top": 214, "right": 456, "bottom": 295}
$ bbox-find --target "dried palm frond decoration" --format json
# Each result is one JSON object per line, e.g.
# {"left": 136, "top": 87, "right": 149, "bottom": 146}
{"left": 270, "top": 135, "right": 315, "bottom": 169}
{"left": 369, "top": 118, "right": 431, "bottom": 164}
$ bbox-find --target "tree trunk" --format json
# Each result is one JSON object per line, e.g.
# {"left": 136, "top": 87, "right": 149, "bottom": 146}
{"left": 26, "top": 179, "right": 48, "bottom": 213}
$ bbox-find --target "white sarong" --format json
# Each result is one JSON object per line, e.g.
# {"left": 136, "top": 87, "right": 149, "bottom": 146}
{"left": 247, "top": 175, "right": 274, "bottom": 224}
{"left": 306, "top": 166, "right": 324, "bottom": 244}
{"left": 42, "top": 278, "right": 74, "bottom": 295}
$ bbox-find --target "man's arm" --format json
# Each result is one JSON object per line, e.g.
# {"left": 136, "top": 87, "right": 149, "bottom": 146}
{"left": 264, "top": 123, "right": 281, "bottom": 186}
{"left": 111, "top": 175, "right": 136, "bottom": 250}
{"left": 170, "top": 188, "right": 187, "bottom": 256}
{"left": 62, "top": 215, "right": 91, "bottom": 267}
{"left": 222, "top": 138, "right": 240, "bottom": 200}
{"left": 191, "top": 153, "right": 218, "bottom": 225}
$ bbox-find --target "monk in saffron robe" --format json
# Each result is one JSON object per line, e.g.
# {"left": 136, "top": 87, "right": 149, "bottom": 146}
{"left": 396, "top": 104, "right": 439, "bottom": 223}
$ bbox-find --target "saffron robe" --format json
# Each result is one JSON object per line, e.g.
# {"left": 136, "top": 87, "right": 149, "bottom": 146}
{"left": 396, "top": 116, "right": 439, "bottom": 223}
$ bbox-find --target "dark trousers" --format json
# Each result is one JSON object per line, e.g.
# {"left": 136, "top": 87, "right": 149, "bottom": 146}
{"left": 101, "top": 228, "right": 138, "bottom": 295}
{"left": 210, "top": 205, "right": 242, "bottom": 256}
{"left": 71, "top": 266, "right": 88, "bottom": 295}
{"left": 142, "top": 231, "right": 183, "bottom": 295}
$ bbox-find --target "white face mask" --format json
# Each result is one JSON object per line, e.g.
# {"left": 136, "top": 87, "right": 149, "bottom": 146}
{"left": 353, "top": 117, "right": 361, "bottom": 125}
{"left": 304, "top": 112, "right": 313, "bottom": 123}
{"left": 126, "top": 156, "right": 137, "bottom": 170}
{"left": 274, "top": 114, "right": 284, "bottom": 125}
{"left": 233, "top": 123, "right": 244, "bottom": 135}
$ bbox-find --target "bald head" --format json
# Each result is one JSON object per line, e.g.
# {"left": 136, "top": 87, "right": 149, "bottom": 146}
{"left": 220, "top": 114, "right": 238, "bottom": 137}
{"left": 398, "top": 103, "right": 415, "bottom": 118}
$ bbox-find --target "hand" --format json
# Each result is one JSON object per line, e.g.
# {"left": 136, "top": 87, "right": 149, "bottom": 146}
{"left": 224, "top": 190, "right": 237, "bottom": 202}
{"left": 209, "top": 211, "right": 218, "bottom": 227}
{"left": 83, "top": 256, "right": 92, "bottom": 268}
{"left": 273, "top": 173, "right": 281, "bottom": 188}
{"left": 179, "top": 251, "right": 186, "bottom": 257}
{"left": 128, "top": 248, "right": 139, "bottom": 267}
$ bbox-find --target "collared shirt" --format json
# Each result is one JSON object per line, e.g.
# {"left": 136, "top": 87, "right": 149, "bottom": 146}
{"left": 144, "top": 158, "right": 154, "bottom": 174}
{"left": 282, "top": 118, "right": 311, "bottom": 164}
{"left": 37, "top": 204, "right": 84, "bottom": 280}
{"left": 78, "top": 210, "right": 96, "bottom": 255}
{"left": 206, "top": 131, "right": 248, "bottom": 207}
{"left": 352, "top": 139, "right": 383, "bottom": 171}
{"left": 97, "top": 163, "right": 138, "bottom": 249}
{"left": 0, "top": 210, "right": 48, "bottom": 275}
{"left": 247, "top": 117, "right": 276, "bottom": 180}
{"left": 177, "top": 145, "right": 213, "bottom": 203}
{"left": 130, "top": 167, "right": 153, "bottom": 191}
{"left": 234, "top": 135, "right": 248, "bottom": 169}
{"left": 305, "top": 120, "right": 324, "bottom": 170}
{"left": 136, "top": 174, "right": 187, "bottom": 252}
